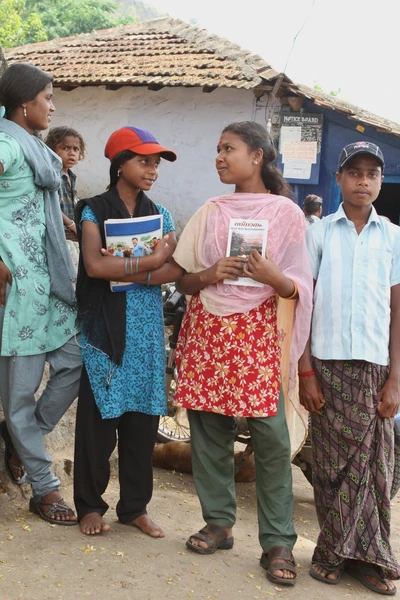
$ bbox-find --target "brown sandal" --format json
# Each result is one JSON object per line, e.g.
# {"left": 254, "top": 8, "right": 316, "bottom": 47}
{"left": 186, "top": 524, "right": 234, "bottom": 555}
{"left": 260, "top": 546, "right": 297, "bottom": 586}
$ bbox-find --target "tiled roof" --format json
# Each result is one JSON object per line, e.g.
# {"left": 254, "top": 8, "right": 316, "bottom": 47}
{"left": 286, "top": 83, "right": 400, "bottom": 138}
{"left": 5, "top": 17, "right": 286, "bottom": 90}
{"left": 5, "top": 17, "right": 400, "bottom": 137}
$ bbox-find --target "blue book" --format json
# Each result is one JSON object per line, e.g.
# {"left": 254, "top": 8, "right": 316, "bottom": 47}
{"left": 104, "top": 214, "right": 163, "bottom": 292}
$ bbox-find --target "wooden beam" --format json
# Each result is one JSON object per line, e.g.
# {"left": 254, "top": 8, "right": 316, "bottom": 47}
{"left": 60, "top": 86, "right": 78, "bottom": 92}
{"left": 287, "top": 96, "right": 304, "bottom": 112}
{"left": 148, "top": 84, "right": 164, "bottom": 91}
{"left": 202, "top": 85, "right": 218, "bottom": 93}
{"left": 105, "top": 84, "right": 124, "bottom": 91}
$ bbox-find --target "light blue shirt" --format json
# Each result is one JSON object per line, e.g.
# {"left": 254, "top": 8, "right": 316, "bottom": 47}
{"left": 307, "top": 203, "right": 400, "bottom": 366}
{"left": 132, "top": 244, "right": 145, "bottom": 257}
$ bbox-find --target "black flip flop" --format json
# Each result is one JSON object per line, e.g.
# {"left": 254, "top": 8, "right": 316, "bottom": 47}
{"left": 309, "top": 564, "right": 343, "bottom": 585}
{"left": 345, "top": 563, "right": 396, "bottom": 596}
{"left": 0, "top": 420, "right": 26, "bottom": 485}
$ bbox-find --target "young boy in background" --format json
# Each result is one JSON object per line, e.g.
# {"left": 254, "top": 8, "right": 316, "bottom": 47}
{"left": 45, "top": 127, "right": 86, "bottom": 270}
{"left": 299, "top": 141, "right": 400, "bottom": 594}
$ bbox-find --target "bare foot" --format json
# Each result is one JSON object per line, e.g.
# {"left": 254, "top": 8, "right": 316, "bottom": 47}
{"left": 311, "top": 564, "right": 341, "bottom": 582}
{"left": 189, "top": 527, "right": 233, "bottom": 550}
{"left": 39, "top": 490, "right": 77, "bottom": 523}
{"left": 80, "top": 512, "right": 110, "bottom": 535}
{"left": 126, "top": 514, "right": 164, "bottom": 538}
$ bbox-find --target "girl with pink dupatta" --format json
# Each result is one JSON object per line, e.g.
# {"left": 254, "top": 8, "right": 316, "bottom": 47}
{"left": 172, "top": 122, "right": 313, "bottom": 585}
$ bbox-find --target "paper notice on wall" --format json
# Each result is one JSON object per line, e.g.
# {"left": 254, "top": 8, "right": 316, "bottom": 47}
{"left": 283, "top": 160, "right": 312, "bottom": 180}
{"left": 279, "top": 126, "right": 302, "bottom": 153}
{"left": 282, "top": 141, "right": 317, "bottom": 164}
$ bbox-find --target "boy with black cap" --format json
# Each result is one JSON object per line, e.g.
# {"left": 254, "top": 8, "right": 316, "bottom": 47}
{"left": 298, "top": 141, "right": 400, "bottom": 594}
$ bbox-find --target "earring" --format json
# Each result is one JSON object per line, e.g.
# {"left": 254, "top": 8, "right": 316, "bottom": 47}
{"left": 253, "top": 161, "right": 258, "bottom": 165}
{"left": 117, "top": 168, "right": 121, "bottom": 177}
{"left": 23, "top": 106, "right": 27, "bottom": 117}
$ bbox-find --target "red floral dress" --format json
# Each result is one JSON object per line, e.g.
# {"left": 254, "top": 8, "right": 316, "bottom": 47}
{"left": 174, "top": 294, "right": 281, "bottom": 418}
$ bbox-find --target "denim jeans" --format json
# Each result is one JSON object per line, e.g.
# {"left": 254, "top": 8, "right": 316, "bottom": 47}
{"left": 0, "top": 300, "right": 82, "bottom": 497}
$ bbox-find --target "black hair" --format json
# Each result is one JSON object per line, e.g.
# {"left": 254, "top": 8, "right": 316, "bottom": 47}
{"left": 109, "top": 150, "right": 138, "bottom": 188}
{"left": 222, "top": 121, "right": 293, "bottom": 198}
{"left": 304, "top": 194, "right": 323, "bottom": 216}
{"left": 0, "top": 63, "right": 53, "bottom": 117}
{"left": 45, "top": 126, "right": 86, "bottom": 160}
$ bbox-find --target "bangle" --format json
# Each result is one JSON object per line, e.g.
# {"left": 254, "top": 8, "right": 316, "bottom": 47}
{"left": 298, "top": 370, "right": 315, "bottom": 377}
{"left": 129, "top": 257, "right": 133, "bottom": 275}
{"left": 135, "top": 257, "right": 140, "bottom": 274}
{"left": 147, "top": 270, "right": 152, "bottom": 287}
{"left": 285, "top": 280, "right": 298, "bottom": 300}
{"left": 124, "top": 258, "right": 129, "bottom": 275}
{"left": 67, "top": 220, "right": 75, "bottom": 229}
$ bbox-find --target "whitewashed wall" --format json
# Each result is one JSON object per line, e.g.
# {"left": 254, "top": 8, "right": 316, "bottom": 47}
{"left": 48, "top": 85, "right": 257, "bottom": 232}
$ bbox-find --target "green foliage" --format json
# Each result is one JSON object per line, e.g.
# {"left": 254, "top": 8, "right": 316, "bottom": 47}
{"left": 0, "top": 0, "right": 46, "bottom": 47}
{"left": 23, "top": 0, "right": 137, "bottom": 42}
{"left": 313, "top": 82, "right": 342, "bottom": 97}
{"left": 0, "top": 0, "right": 141, "bottom": 48}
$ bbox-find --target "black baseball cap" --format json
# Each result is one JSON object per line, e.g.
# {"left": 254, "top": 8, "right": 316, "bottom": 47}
{"left": 338, "top": 141, "right": 384, "bottom": 171}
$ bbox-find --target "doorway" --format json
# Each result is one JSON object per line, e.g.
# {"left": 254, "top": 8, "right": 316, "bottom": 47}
{"left": 373, "top": 180, "right": 400, "bottom": 224}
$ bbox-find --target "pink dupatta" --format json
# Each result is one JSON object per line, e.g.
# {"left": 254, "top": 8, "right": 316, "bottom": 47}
{"left": 173, "top": 193, "right": 313, "bottom": 369}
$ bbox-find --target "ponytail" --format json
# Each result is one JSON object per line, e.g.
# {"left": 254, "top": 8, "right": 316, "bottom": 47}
{"left": 109, "top": 150, "right": 137, "bottom": 188}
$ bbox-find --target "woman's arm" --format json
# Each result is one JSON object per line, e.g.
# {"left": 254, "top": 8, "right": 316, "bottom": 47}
{"left": 81, "top": 220, "right": 171, "bottom": 281}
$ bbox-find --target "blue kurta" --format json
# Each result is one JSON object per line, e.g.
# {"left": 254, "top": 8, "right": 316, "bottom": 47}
{"left": 81, "top": 204, "right": 174, "bottom": 419}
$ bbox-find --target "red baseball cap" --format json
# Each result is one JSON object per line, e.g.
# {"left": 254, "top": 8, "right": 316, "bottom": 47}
{"left": 104, "top": 126, "right": 177, "bottom": 162}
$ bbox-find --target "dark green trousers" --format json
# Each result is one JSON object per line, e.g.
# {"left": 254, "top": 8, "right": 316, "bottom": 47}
{"left": 188, "top": 388, "right": 297, "bottom": 553}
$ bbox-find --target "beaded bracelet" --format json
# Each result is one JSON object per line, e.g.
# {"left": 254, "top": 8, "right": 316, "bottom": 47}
{"left": 147, "top": 270, "right": 152, "bottom": 287}
{"left": 298, "top": 370, "right": 315, "bottom": 377}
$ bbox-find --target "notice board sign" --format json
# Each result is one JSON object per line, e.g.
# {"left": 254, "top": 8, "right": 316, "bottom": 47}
{"left": 277, "top": 112, "right": 323, "bottom": 184}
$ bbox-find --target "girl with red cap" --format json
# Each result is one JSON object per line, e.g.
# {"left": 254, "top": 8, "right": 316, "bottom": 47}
{"left": 73, "top": 126, "right": 182, "bottom": 536}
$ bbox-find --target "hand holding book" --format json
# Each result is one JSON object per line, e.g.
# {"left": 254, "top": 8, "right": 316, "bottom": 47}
{"left": 243, "top": 249, "right": 296, "bottom": 298}
{"left": 199, "top": 256, "right": 247, "bottom": 286}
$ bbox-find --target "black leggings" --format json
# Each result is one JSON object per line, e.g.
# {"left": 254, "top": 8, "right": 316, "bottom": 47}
{"left": 74, "top": 367, "right": 160, "bottom": 522}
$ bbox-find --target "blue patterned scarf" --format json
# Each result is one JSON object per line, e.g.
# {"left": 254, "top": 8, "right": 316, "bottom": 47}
{"left": 0, "top": 118, "right": 76, "bottom": 306}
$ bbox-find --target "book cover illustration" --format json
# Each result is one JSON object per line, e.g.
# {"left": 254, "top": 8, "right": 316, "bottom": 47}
{"left": 104, "top": 214, "right": 163, "bottom": 292}
{"left": 224, "top": 218, "right": 269, "bottom": 287}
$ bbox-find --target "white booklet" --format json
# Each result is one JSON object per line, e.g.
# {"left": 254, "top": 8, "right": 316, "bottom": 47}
{"left": 104, "top": 214, "right": 163, "bottom": 292}
{"left": 224, "top": 218, "right": 269, "bottom": 287}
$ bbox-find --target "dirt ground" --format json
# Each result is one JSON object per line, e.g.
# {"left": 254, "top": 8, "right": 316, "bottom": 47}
{"left": 0, "top": 464, "right": 399, "bottom": 600}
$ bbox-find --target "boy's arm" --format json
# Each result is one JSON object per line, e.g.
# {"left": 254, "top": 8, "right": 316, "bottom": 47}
{"left": 298, "top": 279, "right": 325, "bottom": 415}
{"left": 62, "top": 211, "right": 78, "bottom": 241}
{"left": 377, "top": 283, "right": 400, "bottom": 419}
